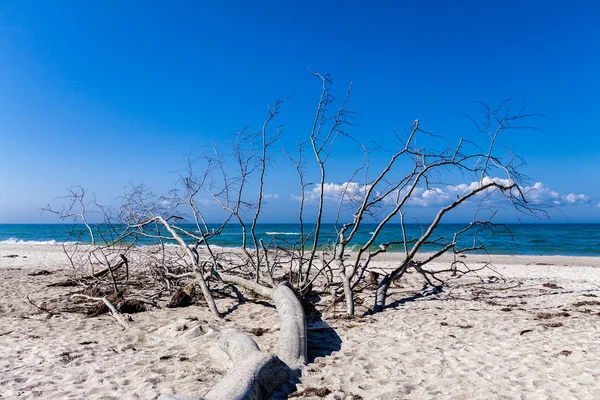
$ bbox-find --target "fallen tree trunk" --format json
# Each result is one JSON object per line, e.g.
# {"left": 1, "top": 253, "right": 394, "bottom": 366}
{"left": 272, "top": 283, "right": 307, "bottom": 368}
{"left": 87, "top": 254, "right": 128, "bottom": 279}
{"left": 205, "top": 330, "right": 292, "bottom": 400}
{"left": 159, "top": 281, "right": 306, "bottom": 399}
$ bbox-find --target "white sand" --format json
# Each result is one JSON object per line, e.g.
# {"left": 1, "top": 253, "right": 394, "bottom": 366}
{"left": 1, "top": 244, "right": 600, "bottom": 399}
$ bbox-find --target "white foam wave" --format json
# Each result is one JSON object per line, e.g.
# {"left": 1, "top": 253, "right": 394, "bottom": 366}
{"left": 0, "top": 237, "right": 62, "bottom": 245}
{"left": 137, "top": 243, "right": 178, "bottom": 249}
{"left": 265, "top": 232, "right": 301, "bottom": 236}
{"left": 138, "top": 243, "right": 236, "bottom": 250}
{"left": 197, "top": 244, "right": 232, "bottom": 249}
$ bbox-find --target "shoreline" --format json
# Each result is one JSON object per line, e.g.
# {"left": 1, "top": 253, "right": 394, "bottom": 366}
{"left": 3, "top": 242, "right": 600, "bottom": 268}
{"left": 0, "top": 241, "right": 600, "bottom": 267}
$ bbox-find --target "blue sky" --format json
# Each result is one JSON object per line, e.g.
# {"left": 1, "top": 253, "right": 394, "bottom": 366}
{"left": 0, "top": 0, "right": 599, "bottom": 223}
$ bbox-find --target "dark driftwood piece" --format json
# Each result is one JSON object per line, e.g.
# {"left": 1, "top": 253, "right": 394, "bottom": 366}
{"left": 71, "top": 294, "right": 130, "bottom": 329}
{"left": 167, "top": 283, "right": 196, "bottom": 308}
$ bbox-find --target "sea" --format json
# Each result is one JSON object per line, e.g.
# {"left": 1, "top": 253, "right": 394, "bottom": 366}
{"left": 1, "top": 223, "right": 599, "bottom": 257}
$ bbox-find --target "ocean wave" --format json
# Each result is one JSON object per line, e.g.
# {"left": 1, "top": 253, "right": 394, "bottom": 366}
{"left": 139, "top": 243, "right": 237, "bottom": 250}
{"left": 194, "top": 230, "right": 239, "bottom": 235}
{"left": 265, "top": 232, "right": 301, "bottom": 236}
{"left": 0, "top": 237, "right": 62, "bottom": 245}
{"left": 197, "top": 242, "right": 244, "bottom": 249}
{"left": 138, "top": 243, "right": 184, "bottom": 249}
{"left": 348, "top": 244, "right": 361, "bottom": 252}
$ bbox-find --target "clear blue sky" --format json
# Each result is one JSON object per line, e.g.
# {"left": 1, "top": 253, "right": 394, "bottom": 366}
{"left": 1, "top": 0, "right": 599, "bottom": 223}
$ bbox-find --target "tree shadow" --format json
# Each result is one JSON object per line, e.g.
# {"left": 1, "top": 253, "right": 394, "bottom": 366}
{"left": 307, "top": 322, "right": 342, "bottom": 363}
{"left": 218, "top": 284, "right": 277, "bottom": 316}
{"left": 302, "top": 294, "right": 342, "bottom": 363}
{"left": 384, "top": 283, "right": 444, "bottom": 309}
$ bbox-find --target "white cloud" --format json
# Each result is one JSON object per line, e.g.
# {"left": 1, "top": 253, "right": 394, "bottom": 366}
{"left": 293, "top": 182, "right": 371, "bottom": 203}
{"left": 406, "top": 187, "right": 450, "bottom": 207}
{"left": 292, "top": 177, "right": 592, "bottom": 209}
{"left": 522, "top": 183, "right": 590, "bottom": 206}
{"left": 404, "top": 176, "right": 514, "bottom": 207}
{"left": 159, "top": 198, "right": 173, "bottom": 207}
{"left": 521, "top": 182, "right": 561, "bottom": 205}
{"left": 564, "top": 193, "right": 590, "bottom": 205}
{"left": 264, "top": 193, "right": 280, "bottom": 200}
{"left": 449, "top": 176, "right": 514, "bottom": 196}
{"left": 197, "top": 199, "right": 213, "bottom": 206}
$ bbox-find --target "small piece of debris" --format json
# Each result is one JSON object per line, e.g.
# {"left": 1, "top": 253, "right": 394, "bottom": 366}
{"left": 582, "top": 294, "right": 598, "bottom": 298}
{"left": 60, "top": 352, "right": 81, "bottom": 364}
{"left": 168, "top": 287, "right": 194, "bottom": 308}
{"left": 87, "top": 292, "right": 125, "bottom": 317}
{"left": 558, "top": 350, "right": 572, "bottom": 356}
{"left": 159, "top": 355, "right": 174, "bottom": 360}
{"left": 4, "top": 254, "right": 19, "bottom": 258}
{"left": 117, "top": 299, "right": 147, "bottom": 314}
{"left": 27, "top": 270, "right": 54, "bottom": 276}
{"left": 542, "top": 283, "right": 562, "bottom": 289}
{"left": 440, "top": 322, "right": 448, "bottom": 326}
{"left": 248, "top": 327, "right": 269, "bottom": 336}
{"left": 542, "top": 322, "right": 563, "bottom": 328}
{"left": 289, "top": 387, "right": 332, "bottom": 398}
{"left": 500, "top": 307, "right": 512, "bottom": 312}
{"left": 519, "top": 329, "right": 534, "bottom": 335}
{"left": 535, "top": 312, "right": 570, "bottom": 320}
{"left": 47, "top": 280, "right": 78, "bottom": 287}
{"left": 572, "top": 301, "right": 600, "bottom": 307}
{"left": 79, "top": 340, "right": 98, "bottom": 345}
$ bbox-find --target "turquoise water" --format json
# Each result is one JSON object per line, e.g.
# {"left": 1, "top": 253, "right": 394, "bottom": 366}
{"left": 0, "top": 223, "right": 599, "bottom": 257}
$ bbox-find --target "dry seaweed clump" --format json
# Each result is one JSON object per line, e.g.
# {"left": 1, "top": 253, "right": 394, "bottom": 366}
{"left": 572, "top": 300, "right": 600, "bottom": 307}
{"left": 534, "top": 312, "right": 570, "bottom": 320}
{"left": 542, "top": 282, "right": 562, "bottom": 289}
{"left": 117, "top": 299, "right": 147, "bottom": 314}
{"left": 290, "top": 388, "right": 363, "bottom": 399}
{"left": 247, "top": 327, "right": 269, "bottom": 336}
{"left": 289, "top": 387, "right": 332, "bottom": 398}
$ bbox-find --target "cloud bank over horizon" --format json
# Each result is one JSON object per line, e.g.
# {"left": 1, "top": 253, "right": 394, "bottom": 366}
{"left": 288, "top": 177, "right": 592, "bottom": 209}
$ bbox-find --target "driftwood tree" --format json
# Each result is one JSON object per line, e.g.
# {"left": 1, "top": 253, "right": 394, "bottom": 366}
{"left": 273, "top": 75, "right": 541, "bottom": 316}
{"left": 43, "top": 186, "right": 134, "bottom": 293}
{"left": 47, "top": 74, "right": 541, "bottom": 398}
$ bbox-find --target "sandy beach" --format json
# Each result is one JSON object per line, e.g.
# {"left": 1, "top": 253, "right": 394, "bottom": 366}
{"left": 1, "top": 244, "right": 600, "bottom": 399}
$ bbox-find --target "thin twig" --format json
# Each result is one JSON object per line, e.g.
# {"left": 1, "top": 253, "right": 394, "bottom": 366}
{"left": 71, "top": 294, "right": 130, "bottom": 329}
